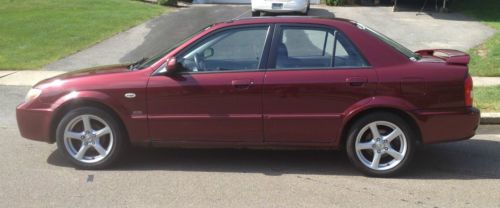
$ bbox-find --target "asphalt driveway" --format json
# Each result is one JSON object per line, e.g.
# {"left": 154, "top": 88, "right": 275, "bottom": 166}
{"left": 43, "top": 4, "right": 495, "bottom": 71}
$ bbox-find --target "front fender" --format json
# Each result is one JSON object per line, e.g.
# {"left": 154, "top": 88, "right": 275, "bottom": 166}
{"left": 50, "top": 90, "right": 149, "bottom": 144}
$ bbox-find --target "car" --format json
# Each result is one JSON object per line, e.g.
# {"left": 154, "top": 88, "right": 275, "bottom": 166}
{"left": 251, "top": 0, "right": 310, "bottom": 16}
{"left": 17, "top": 16, "right": 480, "bottom": 177}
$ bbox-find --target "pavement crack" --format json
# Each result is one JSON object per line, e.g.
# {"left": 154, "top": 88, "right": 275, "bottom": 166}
{"left": 0, "top": 71, "right": 18, "bottom": 79}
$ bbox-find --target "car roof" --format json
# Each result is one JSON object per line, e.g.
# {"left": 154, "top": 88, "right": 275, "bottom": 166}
{"left": 214, "top": 16, "right": 357, "bottom": 27}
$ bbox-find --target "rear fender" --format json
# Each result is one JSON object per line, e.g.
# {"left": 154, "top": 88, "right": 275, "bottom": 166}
{"left": 335, "top": 96, "right": 419, "bottom": 146}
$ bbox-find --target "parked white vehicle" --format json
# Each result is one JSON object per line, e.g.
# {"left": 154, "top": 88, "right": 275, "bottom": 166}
{"left": 251, "top": 0, "right": 310, "bottom": 16}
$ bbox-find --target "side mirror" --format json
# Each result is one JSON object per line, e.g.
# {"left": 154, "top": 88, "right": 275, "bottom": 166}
{"left": 158, "top": 57, "right": 179, "bottom": 75}
{"left": 166, "top": 57, "right": 178, "bottom": 73}
{"left": 203, "top": 48, "right": 214, "bottom": 58}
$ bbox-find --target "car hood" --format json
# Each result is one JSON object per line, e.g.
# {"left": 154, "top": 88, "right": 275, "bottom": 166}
{"left": 35, "top": 64, "right": 131, "bottom": 87}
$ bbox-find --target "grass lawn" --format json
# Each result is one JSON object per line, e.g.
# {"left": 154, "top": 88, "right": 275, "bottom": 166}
{"left": 453, "top": 0, "right": 499, "bottom": 77}
{"left": 474, "top": 86, "right": 500, "bottom": 112}
{"left": 0, "top": 0, "right": 168, "bottom": 70}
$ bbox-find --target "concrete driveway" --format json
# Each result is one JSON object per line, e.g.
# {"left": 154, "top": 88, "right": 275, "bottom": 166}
{"left": 1, "top": 85, "right": 500, "bottom": 207}
{"left": 43, "top": 4, "right": 495, "bottom": 71}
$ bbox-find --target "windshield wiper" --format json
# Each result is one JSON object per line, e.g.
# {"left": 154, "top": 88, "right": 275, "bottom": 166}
{"left": 128, "top": 57, "right": 148, "bottom": 70}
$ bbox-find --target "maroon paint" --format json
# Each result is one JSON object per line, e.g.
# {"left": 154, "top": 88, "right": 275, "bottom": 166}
{"left": 17, "top": 17, "right": 480, "bottom": 149}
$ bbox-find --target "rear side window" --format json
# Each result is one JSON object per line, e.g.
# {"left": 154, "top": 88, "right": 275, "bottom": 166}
{"left": 273, "top": 26, "right": 368, "bottom": 69}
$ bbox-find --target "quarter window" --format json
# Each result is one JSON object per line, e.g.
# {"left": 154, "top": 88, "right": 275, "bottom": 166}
{"left": 178, "top": 26, "right": 269, "bottom": 72}
{"left": 274, "top": 26, "right": 368, "bottom": 69}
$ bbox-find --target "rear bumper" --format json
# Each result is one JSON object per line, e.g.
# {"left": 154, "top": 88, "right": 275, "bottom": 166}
{"left": 16, "top": 102, "right": 54, "bottom": 143}
{"left": 414, "top": 107, "right": 480, "bottom": 144}
{"left": 252, "top": 0, "right": 308, "bottom": 13}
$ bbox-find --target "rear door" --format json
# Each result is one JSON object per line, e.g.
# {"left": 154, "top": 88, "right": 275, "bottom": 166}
{"left": 263, "top": 24, "right": 378, "bottom": 143}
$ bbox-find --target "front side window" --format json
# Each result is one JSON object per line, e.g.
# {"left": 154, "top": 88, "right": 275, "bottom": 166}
{"left": 274, "top": 26, "right": 368, "bottom": 69}
{"left": 178, "top": 26, "right": 269, "bottom": 72}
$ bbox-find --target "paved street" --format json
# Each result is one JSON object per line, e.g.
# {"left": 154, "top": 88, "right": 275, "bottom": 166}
{"left": 1, "top": 85, "right": 499, "bottom": 207}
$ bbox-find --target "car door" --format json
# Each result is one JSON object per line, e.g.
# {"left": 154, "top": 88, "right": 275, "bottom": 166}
{"left": 147, "top": 25, "right": 273, "bottom": 143}
{"left": 263, "top": 24, "right": 378, "bottom": 143}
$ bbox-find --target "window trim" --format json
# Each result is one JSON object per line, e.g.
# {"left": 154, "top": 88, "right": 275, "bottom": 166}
{"left": 266, "top": 23, "right": 371, "bottom": 71}
{"left": 159, "top": 24, "right": 274, "bottom": 75}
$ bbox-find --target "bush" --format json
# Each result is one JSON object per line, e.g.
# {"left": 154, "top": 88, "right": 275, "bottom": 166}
{"left": 326, "top": 0, "right": 346, "bottom": 6}
{"left": 158, "top": 0, "right": 178, "bottom": 6}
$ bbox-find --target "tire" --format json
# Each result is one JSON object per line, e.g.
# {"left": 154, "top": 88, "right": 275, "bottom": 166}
{"left": 56, "top": 107, "right": 126, "bottom": 169}
{"left": 345, "top": 112, "right": 416, "bottom": 177}
{"left": 252, "top": 11, "right": 260, "bottom": 17}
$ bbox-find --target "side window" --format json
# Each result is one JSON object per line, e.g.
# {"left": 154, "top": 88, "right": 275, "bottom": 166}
{"left": 276, "top": 27, "right": 334, "bottom": 69}
{"left": 179, "top": 26, "right": 269, "bottom": 72}
{"left": 274, "top": 26, "right": 368, "bottom": 69}
{"left": 333, "top": 32, "right": 368, "bottom": 68}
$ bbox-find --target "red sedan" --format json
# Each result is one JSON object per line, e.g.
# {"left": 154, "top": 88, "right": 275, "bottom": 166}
{"left": 17, "top": 17, "right": 479, "bottom": 177}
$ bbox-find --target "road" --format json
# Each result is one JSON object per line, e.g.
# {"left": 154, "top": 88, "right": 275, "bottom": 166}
{"left": 1, "top": 85, "right": 499, "bottom": 207}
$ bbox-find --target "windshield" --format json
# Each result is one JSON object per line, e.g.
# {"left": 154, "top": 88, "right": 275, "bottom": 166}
{"left": 131, "top": 26, "right": 210, "bottom": 70}
{"left": 356, "top": 23, "right": 420, "bottom": 61}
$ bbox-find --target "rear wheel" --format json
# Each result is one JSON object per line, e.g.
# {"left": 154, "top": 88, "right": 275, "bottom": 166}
{"left": 56, "top": 107, "right": 126, "bottom": 169}
{"left": 252, "top": 11, "right": 261, "bottom": 17}
{"left": 346, "top": 112, "right": 416, "bottom": 177}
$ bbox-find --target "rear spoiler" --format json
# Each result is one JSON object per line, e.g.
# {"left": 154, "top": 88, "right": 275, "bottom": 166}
{"left": 415, "top": 49, "right": 470, "bottom": 66}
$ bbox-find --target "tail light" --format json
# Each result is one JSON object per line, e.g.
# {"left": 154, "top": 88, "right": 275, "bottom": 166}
{"left": 464, "top": 75, "right": 473, "bottom": 107}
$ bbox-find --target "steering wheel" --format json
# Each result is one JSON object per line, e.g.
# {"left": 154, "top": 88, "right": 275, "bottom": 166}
{"left": 193, "top": 53, "right": 206, "bottom": 71}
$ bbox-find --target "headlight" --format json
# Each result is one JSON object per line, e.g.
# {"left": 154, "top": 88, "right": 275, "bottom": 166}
{"left": 25, "top": 88, "right": 42, "bottom": 103}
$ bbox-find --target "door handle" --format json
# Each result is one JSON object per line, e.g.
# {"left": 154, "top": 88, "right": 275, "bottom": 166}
{"left": 346, "top": 77, "right": 367, "bottom": 87}
{"left": 232, "top": 79, "right": 254, "bottom": 89}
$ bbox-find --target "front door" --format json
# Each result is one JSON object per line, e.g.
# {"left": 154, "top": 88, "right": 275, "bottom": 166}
{"left": 147, "top": 25, "right": 272, "bottom": 142}
{"left": 263, "top": 24, "right": 377, "bottom": 143}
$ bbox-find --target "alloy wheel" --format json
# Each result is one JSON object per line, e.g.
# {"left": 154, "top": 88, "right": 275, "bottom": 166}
{"left": 354, "top": 121, "right": 408, "bottom": 171}
{"left": 63, "top": 115, "right": 114, "bottom": 164}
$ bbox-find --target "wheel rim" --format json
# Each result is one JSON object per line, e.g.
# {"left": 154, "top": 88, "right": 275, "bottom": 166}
{"left": 63, "top": 115, "right": 114, "bottom": 164}
{"left": 355, "top": 121, "right": 408, "bottom": 171}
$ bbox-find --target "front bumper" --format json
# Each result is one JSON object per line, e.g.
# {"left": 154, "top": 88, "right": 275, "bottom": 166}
{"left": 252, "top": 0, "right": 308, "bottom": 13}
{"left": 16, "top": 102, "right": 54, "bottom": 143}
{"left": 415, "top": 107, "right": 480, "bottom": 144}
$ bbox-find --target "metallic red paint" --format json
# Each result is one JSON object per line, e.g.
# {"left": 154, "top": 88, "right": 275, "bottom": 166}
{"left": 17, "top": 17, "right": 479, "bottom": 149}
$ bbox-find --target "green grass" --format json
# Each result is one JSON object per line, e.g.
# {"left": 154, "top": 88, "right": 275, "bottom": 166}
{"left": 0, "top": 0, "right": 168, "bottom": 70}
{"left": 474, "top": 86, "right": 500, "bottom": 112}
{"left": 453, "top": 0, "right": 500, "bottom": 77}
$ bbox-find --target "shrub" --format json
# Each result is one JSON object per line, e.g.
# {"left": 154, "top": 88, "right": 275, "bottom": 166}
{"left": 158, "top": 0, "right": 178, "bottom": 6}
{"left": 326, "top": 0, "right": 346, "bottom": 6}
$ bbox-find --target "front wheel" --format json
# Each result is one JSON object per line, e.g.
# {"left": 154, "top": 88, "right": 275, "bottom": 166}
{"left": 56, "top": 107, "right": 126, "bottom": 169}
{"left": 346, "top": 112, "right": 416, "bottom": 177}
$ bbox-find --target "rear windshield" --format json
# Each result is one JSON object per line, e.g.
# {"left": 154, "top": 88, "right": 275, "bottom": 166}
{"left": 356, "top": 23, "right": 420, "bottom": 61}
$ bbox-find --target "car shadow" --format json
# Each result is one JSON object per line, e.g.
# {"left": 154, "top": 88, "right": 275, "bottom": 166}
{"left": 47, "top": 138, "right": 500, "bottom": 179}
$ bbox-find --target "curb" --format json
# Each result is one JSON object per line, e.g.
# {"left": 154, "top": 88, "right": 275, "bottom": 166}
{"left": 480, "top": 113, "right": 500, "bottom": 125}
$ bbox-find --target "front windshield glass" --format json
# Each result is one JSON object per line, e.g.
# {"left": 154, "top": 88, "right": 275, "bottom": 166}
{"left": 132, "top": 25, "right": 211, "bottom": 70}
{"left": 356, "top": 23, "right": 420, "bottom": 61}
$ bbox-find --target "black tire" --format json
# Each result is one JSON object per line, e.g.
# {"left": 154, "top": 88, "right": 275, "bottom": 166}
{"left": 345, "top": 112, "right": 416, "bottom": 177}
{"left": 56, "top": 107, "right": 126, "bottom": 169}
{"left": 252, "top": 11, "right": 260, "bottom": 17}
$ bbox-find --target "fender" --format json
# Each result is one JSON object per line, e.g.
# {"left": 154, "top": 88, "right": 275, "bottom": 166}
{"left": 51, "top": 90, "right": 149, "bottom": 144}
{"left": 334, "top": 96, "right": 420, "bottom": 146}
